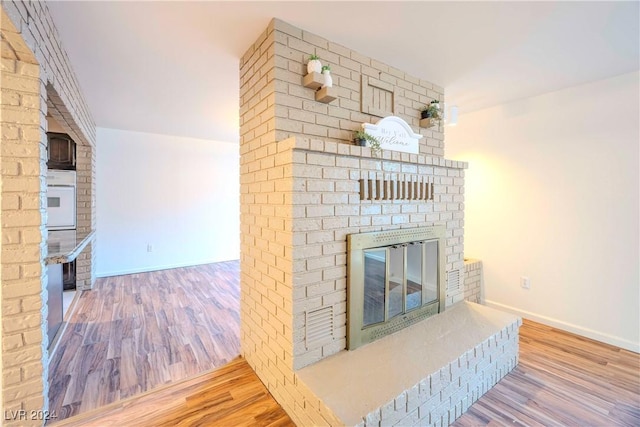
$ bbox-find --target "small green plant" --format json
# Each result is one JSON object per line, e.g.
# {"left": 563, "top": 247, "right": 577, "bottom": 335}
{"left": 309, "top": 54, "right": 319, "bottom": 61}
{"left": 354, "top": 130, "right": 381, "bottom": 154}
{"left": 321, "top": 64, "right": 331, "bottom": 72}
{"left": 420, "top": 100, "right": 441, "bottom": 120}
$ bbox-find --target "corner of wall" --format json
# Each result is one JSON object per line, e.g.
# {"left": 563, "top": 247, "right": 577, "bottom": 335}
{"left": 1, "top": 2, "right": 97, "bottom": 420}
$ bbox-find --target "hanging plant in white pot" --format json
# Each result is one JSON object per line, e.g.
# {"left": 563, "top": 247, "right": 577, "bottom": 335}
{"left": 307, "top": 54, "right": 322, "bottom": 74}
{"left": 321, "top": 65, "right": 333, "bottom": 88}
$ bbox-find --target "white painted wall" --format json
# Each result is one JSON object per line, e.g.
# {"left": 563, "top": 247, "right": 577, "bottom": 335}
{"left": 96, "top": 128, "right": 239, "bottom": 277}
{"left": 446, "top": 71, "right": 640, "bottom": 352}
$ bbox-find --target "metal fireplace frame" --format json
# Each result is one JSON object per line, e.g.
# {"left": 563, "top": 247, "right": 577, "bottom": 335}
{"left": 346, "top": 225, "right": 446, "bottom": 350}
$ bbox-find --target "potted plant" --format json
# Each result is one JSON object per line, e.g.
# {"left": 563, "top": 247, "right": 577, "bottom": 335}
{"left": 420, "top": 100, "right": 441, "bottom": 120}
{"left": 321, "top": 64, "right": 332, "bottom": 88}
{"left": 307, "top": 54, "right": 322, "bottom": 74}
{"left": 353, "top": 130, "right": 381, "bottom": 154}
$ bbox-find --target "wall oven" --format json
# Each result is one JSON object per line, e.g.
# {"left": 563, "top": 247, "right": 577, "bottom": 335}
{"left": 47, "top": 170, "right": 76, "bottom": 230}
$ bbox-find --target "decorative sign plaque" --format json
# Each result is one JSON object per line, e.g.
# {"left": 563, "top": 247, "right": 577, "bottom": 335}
{"left": 363, "top": 116, "right": 422, "bottom": 154}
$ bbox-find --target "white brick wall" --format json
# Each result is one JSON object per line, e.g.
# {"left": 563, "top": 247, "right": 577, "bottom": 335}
{"left": 1, "top": 2, "right": 96, "bottom": 422}
{"left": 73, "top": 142, "right": 95, "bottom": 290}
{"left": 464, "top": 259, "right": 483, "bottom": 304}
{"left": 239, "top": 18, "right": 298, "bottom": 412}
{"left": 288, "top": 137, "right": 467, "bottom": 369}
{"left": 1, "top": 22, "right": 47, "bottom": 425}
{"left": 271, "top": 19, "right": 445, "bottom": 157}
{"left": 240, "top": 19, "right": 474, "bottom": 427}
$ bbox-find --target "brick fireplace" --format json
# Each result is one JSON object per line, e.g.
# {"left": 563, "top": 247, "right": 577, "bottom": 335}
{"left": 239, "top": 19, "right": 520, "bottom": 425}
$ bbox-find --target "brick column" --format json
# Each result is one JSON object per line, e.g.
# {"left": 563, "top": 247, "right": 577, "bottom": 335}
{"left": 240, "top": 18, "right": 470, "bottom": 425}
{"left": 1, "top": 17, "right": 49, "bottom": 424}
{"left": 1, "top": 2, "right": 97, "bottom": 421}
{"left": 75, "top": 143, "right": 94, "bottom": 290}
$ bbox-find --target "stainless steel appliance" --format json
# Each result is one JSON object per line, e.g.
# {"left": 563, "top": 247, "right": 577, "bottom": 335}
{"left": 46, "top": 170, "right": 78, "bottom": 348}
{"left": 48, "top": 230, "right": 77, "bottom": 290}
{"left": 47, "top": 263, "right": 63, "bottom": 347}
{"left": 47, "top": 170, "right": 76, "bottom": 230}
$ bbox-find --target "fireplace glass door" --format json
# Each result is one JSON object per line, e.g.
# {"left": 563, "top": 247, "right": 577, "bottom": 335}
{"left": 406, "top": 243, "right": 423, "bottom": 311}
{"left": 362, "top": 240, "right": 439, "bottom": 329}
{"left": 347, "top": 225, "right": 446, "bottom": 350}
{"left": 388, "top": 246, "right": 404, "bottom": 319}
{"left": 363, "top": 249, "right": 386, "bottom": 327}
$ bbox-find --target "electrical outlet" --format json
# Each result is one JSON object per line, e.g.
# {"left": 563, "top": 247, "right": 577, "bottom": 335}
{"left": 147, "top": 244, "right": 153, "bottom": 253}
{"left": 520, "top": 276, "right": 531, "bottom": 289}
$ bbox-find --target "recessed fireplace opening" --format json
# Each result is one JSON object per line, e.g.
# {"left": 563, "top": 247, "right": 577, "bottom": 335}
{"left": 347, "top": 226, "right": 446, "bottom": 349}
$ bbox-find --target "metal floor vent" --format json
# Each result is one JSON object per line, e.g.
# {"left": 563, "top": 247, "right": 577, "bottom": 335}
{"left": 306, "top": 306, "right": 334, "bottom": 349}
{"left": 447, "top": 268, "right": 461, "bottom": 294}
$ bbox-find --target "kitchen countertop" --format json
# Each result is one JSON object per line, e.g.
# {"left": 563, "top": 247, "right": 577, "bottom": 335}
{"left": 45, "top": 230, "right": 96, "bottom": 265}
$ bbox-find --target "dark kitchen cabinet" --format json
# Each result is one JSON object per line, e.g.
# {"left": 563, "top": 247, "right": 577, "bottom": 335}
{"left": 47, "top": 132, "right": 76, "bottom": 170}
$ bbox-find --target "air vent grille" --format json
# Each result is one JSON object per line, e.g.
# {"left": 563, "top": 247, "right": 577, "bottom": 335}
{"left": 358, "top": 175, "right": 434, "bottom": 202}
{"left": 306, "top": 306, "right": 334, "bottom": 349}
{"left": 447, "top": 269, "right": 461, "bottom": 294}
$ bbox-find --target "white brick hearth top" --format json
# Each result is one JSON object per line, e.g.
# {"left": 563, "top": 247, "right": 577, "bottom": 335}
{"left": 296, "top": 302, "right": 521, "bottom": 426}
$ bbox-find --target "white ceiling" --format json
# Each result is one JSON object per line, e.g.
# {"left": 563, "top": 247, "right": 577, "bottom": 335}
{"left": 47, "top": 1, "right": 639, "bottom": 143}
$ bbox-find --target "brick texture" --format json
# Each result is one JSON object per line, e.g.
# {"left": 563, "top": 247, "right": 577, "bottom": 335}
{"left": 240, "top": 18, "right": 471, "bottom": 426}
{"left": 464, "top": 259, "right": 483, "bottom": 304}
{"left": 271, "top": 20, "right": 445, "bottom": 157}
{"left": 363, "top": 319, "right": 521, "bottom": 426}
{"left": 1, "top": 2, "right": 96, "bottom": 422}
{"left": 287, "top": 138, "right": 467, "bottom": 370}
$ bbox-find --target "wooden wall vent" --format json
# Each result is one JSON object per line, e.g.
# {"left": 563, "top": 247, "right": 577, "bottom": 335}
{"left": 361, "top": 75, "right": 397, "bottom": 118}
{"left": 359, "top": 175, "right": 434, "bottom": 202}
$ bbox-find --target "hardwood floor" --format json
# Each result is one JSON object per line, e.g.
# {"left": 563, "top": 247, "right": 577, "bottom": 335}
{"left": 52, "top": 357, "right": 294, "bottom": 427}
{"left": 48, "top": 261, "right": 241, "bottom": 422}
{"left": 52, "top": 317, "right": 639, "bottom": 426}
{"left": 51, "top": 263, "right": 640, "bottom": 427}
{"left": 454, "top": 319, "right": 640, "bottom": 426}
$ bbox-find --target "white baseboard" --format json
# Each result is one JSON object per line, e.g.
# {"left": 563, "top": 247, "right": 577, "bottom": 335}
{"left": 96, "top": 258, "right": 239, "bottom": 278}
{"left": 485, "top": 300, "right": 640, "bottom": 354}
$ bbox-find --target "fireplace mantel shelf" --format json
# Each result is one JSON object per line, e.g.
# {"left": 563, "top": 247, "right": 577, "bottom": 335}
{"left": 295, "top": 302, "right": 521, "bottom": 426}
{"left": 278, "top": 136, "right": 469, "bottom": 170}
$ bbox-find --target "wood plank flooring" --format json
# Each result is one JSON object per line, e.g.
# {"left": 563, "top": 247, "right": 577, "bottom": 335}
{"left": 453, "top": 319, "right": 640, "bottom": 426}
{"left": 51, "top": 357, "right": 294, "bottom": 427}
{"left": 48, "top": 262, "right": 639, "bottom": 426}
{"left": 454, "top": 320, "right": 640, "bottom": 427}
{"left": 52, "top": 319, "right": 638, "bottom": 427}
{"left": 48, "top": 261, "right": 241, "bottom": 422}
